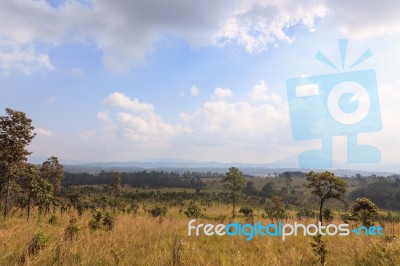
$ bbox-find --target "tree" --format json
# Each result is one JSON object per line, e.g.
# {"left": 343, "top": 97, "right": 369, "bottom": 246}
{"left": 22, "top": 163, "right": 40, "bottom": 221}
{"left": 221, "top": 167, "right": 246, "bottom": 218}
{"left": 305, "top": 171, "right": 347, "bottom": 224}
{"left": 352, "top": 197, "right": 378, "bottom": 227}
{"left": 33, "top": 178, "right": 54, "bottom": 214}
{"left": 110, "top": 172, "right": 121, "bottom": 207}
{"left": 40, "top": 156, "right": 64, "bottom": 193}
{"left": 260, "top": 181, "right": 276, "bottom": 198}
{"left": 266, "top": 195, "right": 286, "bottom": 221}
{"left": 243, "top": 181, "right": 258, "bottom": 196}
{"left": 0, "top": 108, "right": 35, "bottom": 217}
{"left": 283, "top": 171, "right": 293, "bottom": 194}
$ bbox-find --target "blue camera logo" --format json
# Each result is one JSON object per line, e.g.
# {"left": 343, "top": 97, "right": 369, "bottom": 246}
{"left": 287, "top": 39, "right": 382, "bottom": 168}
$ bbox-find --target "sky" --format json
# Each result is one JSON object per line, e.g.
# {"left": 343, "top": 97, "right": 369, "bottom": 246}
{"left": 1, "top": 0, "right": 400, "bottom": 166}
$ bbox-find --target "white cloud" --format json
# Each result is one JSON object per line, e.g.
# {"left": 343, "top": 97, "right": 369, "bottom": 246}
{"left": 0, "top": 42, "right": 54, "bottom": 75}
{"left": 100, "top": 92, "right": 187, "bottom": 142}
{"left": 249, "top": 80, "right": 269, "bottom": 101}
{"left": 96, "top": 110, "right": 111, "bottom": 123}
{"left": 190, "top": 86, "right": 200, "bottom": 96}
{"left": 180, "top": 99, "right": 288, "bottom": 140}
{"left": 0, "top": 0, "right": 328, "bottom": 72}
{"left": 214, "top": 1, "right": 326, "bottom": 52}
{"left": 105, "top": 92, "right": 154, "bottom": 112}
{"left": 3, "top": 0, "right": 400, "bottom": 73}
{"left": 116, "top": 112, "right": 179, "bottom": 142}
{"left": 79, "top": 129, "right": 96, "bottom": 140}
{"left": 35, "top": 128, "right": 53, "bottom": 137}
{"left": 214, "top": 87, "right": 233, "bottom": 99}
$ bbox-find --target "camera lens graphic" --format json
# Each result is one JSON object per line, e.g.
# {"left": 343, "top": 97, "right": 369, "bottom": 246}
{"left": 327, "top": 81, "right": 370, "bottom": 125}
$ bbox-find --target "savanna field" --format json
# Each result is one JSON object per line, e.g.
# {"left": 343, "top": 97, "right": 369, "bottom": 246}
{"left": 1, "top": 202, "right": 400, "bottom": 266}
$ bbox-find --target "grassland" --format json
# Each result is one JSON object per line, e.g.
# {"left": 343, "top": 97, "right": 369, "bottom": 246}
{"left": 1, "top": 203, "right": 399, "bottom": 266}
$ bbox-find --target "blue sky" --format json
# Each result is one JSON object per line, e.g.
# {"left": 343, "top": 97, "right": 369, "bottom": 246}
{"left": 1, "top": 0, "right": 400, "bottom": 166}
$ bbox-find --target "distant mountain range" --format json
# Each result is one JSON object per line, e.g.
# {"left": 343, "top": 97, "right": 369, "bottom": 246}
{"left": 28, "top": 155, "right": 400, "bottom": 177}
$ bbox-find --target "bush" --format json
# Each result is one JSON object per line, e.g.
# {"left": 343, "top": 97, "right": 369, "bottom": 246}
{"left": 103, "top": 212, "right": 115, "bottom": 231}
{"left": 129, "top": 201, "right": 139, "bottom": 215}
{"left": 27, "top": 231, "right": 49, "bottom": 256}
{"left": 322, "top": 208, "right": 334, "bottom": 223}
{"left": 239, "top": 206, "right": 254, "bottom": 217}
{"left": 65, "top": 218, "right": 80, "bottom": 240}
{"left": 48, "top": 214, "right": 57, "bottom": 224}
{"left": 89, "top": 209, "right": 103, "bottom": 230}
{"left": 89, "top": 209, "right": 116, "bottom": 231}
{"left": 184, "top": 203, "right": 202, "bottom": 218}
{"left": 150, "top": 206, "right": 167, "bottom": 218}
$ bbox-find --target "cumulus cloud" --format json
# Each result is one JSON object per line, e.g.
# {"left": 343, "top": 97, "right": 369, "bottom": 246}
{"left": 35, "top": 128, "right": 53, "bottom": 137}
{"left": 249, "top": 80, "right": 269, "bottom": 101}
{"left": 87, "top": 83, "right": 295, "bottom": 162}
{"left": 180, "top": 100, "right": 288, "bottom": 140}
{"left": 100, "top": 92, "right": 186, "bottom": 142}
{"left": 96, "top": 110, "right": 111, "bottom": 123}
{"left": 3, "top": 0, "right": 399, "bottom": 73}
{"left": 190, "top": 86, "right": 200, "bottom": 96}
{"left": 249, "top": 80, "right": 282, "bottom": 104}
{"left": 0, "top": 0, "right": 329, "bottom": 72}
{"left": 116, "top": 112, "right": 178, "bottom": 142}
{"left": 105, "top": 92, "right": 154, "bottom": 112}
{"left": 214, "top": 0, "right": 326, "bottom": 52}
{"left": 214, "top": 87, "right": 233, "bottom": 99}
{"left": 0, "top": 42, "right": 54, "bottom": 75}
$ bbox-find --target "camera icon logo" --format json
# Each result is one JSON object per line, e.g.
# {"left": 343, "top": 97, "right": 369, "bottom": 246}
{"left": 287, "top": 40, "right": 382, "bottom": 168}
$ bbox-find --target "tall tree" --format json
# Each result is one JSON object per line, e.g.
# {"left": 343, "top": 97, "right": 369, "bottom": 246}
{"left": 40, "top": 156, "right": 64, "bottom": 193}
{"left": 305, "top": 171, "right": 347, "bottom": 224}
{"left": 22, "top": 163, "right": 40, "bottom": 221}
{"left": 0, "top": 108, "right": 35, "bottom": 217}
{"left": 221, "top": 167, "right": 246, "bottom": 218}
{"left": 110, "top": 172, "right": 121, "bottom": 207}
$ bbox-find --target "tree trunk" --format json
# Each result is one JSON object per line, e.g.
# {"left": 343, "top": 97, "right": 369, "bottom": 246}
{"left": 319, "top": 199, "right": 324, "bottom": 225}
{"left": 232, "top": 191, "right": 236, "bottom": 218}
{"left": 3, "top": 177, "right": 11, "bottom": 217}
{"left": 27, "top": 194, "right": 31, "bottom": 222}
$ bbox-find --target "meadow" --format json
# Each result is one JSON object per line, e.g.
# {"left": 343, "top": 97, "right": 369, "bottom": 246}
{"left": 1, "top": 202, "right": 399, "bottom": 266}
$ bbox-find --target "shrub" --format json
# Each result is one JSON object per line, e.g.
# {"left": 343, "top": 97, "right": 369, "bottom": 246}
{"left": 184, "top": 203, "right": 202, "bottom": 218}
{"left": 28, "top": 231, "right": 49, "bottom": 256}
{"left": 150, "top": 206, "right": 167, "bottom": 218}
{"left": 103, "top": 212, "right": 115, "bottom": 231}
{"left": 239, "top": 206, "right": 254, "bottom": 217}
{"left": 65, "top": 218, "right": 80, "bottom": 240}
{"left": 322, "top": 208, "right": 334, "bottom": 223}
{"left": 89, "top": 209, "right": 103, "bottom": 230}
{"left": 130, "top": 202, "right": 139, "bottom": 215}
{"left": 48, "top": 214, "right": 57, "bottom": 224}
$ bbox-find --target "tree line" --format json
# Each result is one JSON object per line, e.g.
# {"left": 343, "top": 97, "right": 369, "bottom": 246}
{"left": 63, "top": 171, "right": 207, "bottom": 189}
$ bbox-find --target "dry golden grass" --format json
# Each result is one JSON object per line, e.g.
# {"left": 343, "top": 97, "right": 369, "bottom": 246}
{"left": 0, "top": 206, "right": 399, "bottom": 266}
